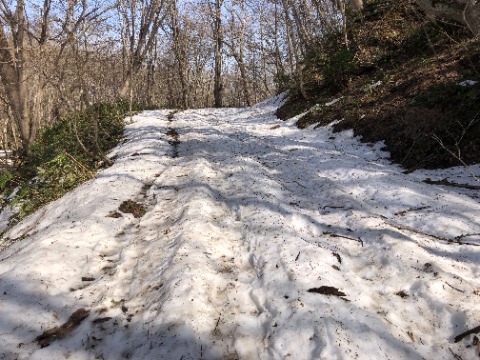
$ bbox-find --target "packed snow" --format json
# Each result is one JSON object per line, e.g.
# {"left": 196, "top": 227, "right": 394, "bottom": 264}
{"left": 1, "top": 96, "right": 480, "bottom": 359}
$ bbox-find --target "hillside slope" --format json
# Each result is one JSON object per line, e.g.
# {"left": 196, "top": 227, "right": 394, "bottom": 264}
{"left": 277, "top": 0, "right": 480, "bottom": 171}
{"left": 0, "top": 98, "right": 479, "bottom": 359}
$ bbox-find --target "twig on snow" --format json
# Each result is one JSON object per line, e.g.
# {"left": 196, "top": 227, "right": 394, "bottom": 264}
{"left": 323, "top": 231, "right": 363, "bottom": 247}
{"left": 432, "top": 114, "right": 480, "bottom": 184}
{"left": 445, "top": 282, "right": 465, "bottom": 293}
{"left": 423, "top": 178, "right": 480, "bottom": 190}
{"left": 456, "top": 233, "right": 480, "bottom": 241}
{"left": 394, "top": 206, "right": 431, "bottom": 216}
{"left": 386, "top": 222, "right": 480, "bottom": 247}
{"left": 449, "top": 347, "right": 463, "bottom": 360}
{"left": 293, "top": 180, "right": 307, "bottom": 189}
{"left": 213, "top": 314, "right": 221, "bottom": 334}
{"left": 454, "top": 325, "right": 480, "bottom": 343}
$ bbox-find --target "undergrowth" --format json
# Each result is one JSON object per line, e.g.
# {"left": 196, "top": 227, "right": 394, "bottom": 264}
{"left": 277, "top": 0, "right": 480, "bottom": 170}
{"left": 0, "top": 101, "right": 154, "bottom": 224}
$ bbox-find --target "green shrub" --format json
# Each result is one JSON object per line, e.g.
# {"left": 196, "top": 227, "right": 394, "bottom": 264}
{"left": 302, "top": 33, "right": 357, "bottom": 95}
{"left": 0, "top": 171, "right": 13, "bottom": 192}
{"left": 321, "top": 47, "right": 356, "bottom": 92}
{"left": 5, "top": 100, "right": 152, "bottom": 222}
{"left": 274, "top": 73, "right": 294, "bottom": 94}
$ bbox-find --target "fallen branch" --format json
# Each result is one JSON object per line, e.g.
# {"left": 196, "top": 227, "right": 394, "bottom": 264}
{"left": 64, "top": 152, "right": 95, "bottom": 178}
{"left": 449, "top": 347, "right": 463, "bottom": 360}
{"left": 386, "top": 222, "right": 480, "bottom": 247}
{"left": 432, "top": 115, "right": 480, "bottom": 184}
{"left": 445, "top": 282, "right": 465, "bottom": 293}
{"left": 35, "top": 308, "right": 89, "bottom": 348}
{"left": 454, "top": 325, "right": 480, "bottom": 343}
{"left": 394, "top": 206, "right": 431, "bottom": 216}
{"left": 423, "top": 178, "right": 480, "bottom": 190}
{"left": 308, "top": 286, "right": 346, "bottom": 297}
{"left": 323, "top": 231, "right": 364, "bottom": 247}
{"left": 456, "top": 233, "right": 480, "bottom": 241}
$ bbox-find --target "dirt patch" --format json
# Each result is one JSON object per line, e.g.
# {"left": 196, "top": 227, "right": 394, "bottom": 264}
{"left": 35, "top": 308, "right": 89, "bottom": 348}
{"left": 153, "top": 283, "right": 163, "bottom": 291}
{"left": 276, "top": 93, "right": 315, "bottom": 120}
{"left": 167, "top": 110, "right": 179, "bottom": 122}
{"left": 308, "top": 286, "right": 349, "bottom": 301}
{"left": 166, "top": 128, "right": 180, "bottom": 142}
{"left": 107, "top": 211, "right": 123, "bottom": 218}
{"left": 395, "top": 290, "right": 409, "bottom": 299}
{"left": 119, "top": 200, "right": 146, "bottom": 218}
{"left": 166, "top": 111, "right": 181, "bottom": 157}
{"left": 167, "top": 128, "right": 181, "bottom": 158}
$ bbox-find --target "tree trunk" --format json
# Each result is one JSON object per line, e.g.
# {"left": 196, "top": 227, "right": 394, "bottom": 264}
{"left": 281, "top": 0, "right": 306, "bottom": 99}
{"left": 259, "top": 0, "right": 271, "bottom": 95}
{"left": 214, "top": 0, "right": 223, "bottom": 108}
{"left": 286, "top": 0, "right": 311, "bottom": 49}
{"left": 0, "top": 3, "right": 36, "bottom": 155}
{"left": 171, "top": 1, "right": 189, "bottom": 109}
{"left": 117, "top": 0, "right": 168, "bottom": 99}
{"left": 337, "top": 0, "right": 349, "bottom": 47}
{"left": 235, "top": 53, "right": 252, "bottom": 107}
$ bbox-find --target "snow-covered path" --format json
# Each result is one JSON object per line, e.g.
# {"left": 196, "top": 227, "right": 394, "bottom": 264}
{"left": 1, "top": 97, "right": 480, "bottom": 359}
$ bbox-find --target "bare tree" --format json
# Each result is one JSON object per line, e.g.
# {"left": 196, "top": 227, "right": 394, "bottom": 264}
{"left": 168, "top": 0, "right": 189, "bottom": 108}
{"left": 224, "top": 0, "right": 253, "bottom": 106}
{"left": 117, "top": 0, "right": 169, "bottom": 99}
{"left": 213, "top": 0, "right": 224, "bottom": 107}
{"left": 415, "top": 0, "right": 479, "bottom": 36}
{"left": 0, "top": 0, "right": 117, "bottom": 155}
{"left": 0, "top": 0, "right": 34, "bottom": 155}
{"left": 0, "top": 0, "right": 378, "bottom": 151}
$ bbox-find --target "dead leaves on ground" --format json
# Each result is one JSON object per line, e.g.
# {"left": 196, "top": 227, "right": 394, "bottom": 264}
{"left": 35, "top": 308, "right": 89, "bottom": 348}
{"left": 118, "top": 200, "right": 146, "bottom": 218}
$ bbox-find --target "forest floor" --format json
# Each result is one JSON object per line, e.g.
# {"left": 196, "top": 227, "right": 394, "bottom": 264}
{"left": 0, "top": 96, "right": 480, "bottom": 359}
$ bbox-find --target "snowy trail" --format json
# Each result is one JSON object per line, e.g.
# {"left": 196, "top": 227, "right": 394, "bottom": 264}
{"left": 1, "top": 98, "right": 480, "bottom": 359}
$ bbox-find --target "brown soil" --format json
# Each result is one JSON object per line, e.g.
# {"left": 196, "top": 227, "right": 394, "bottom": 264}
{"left": 308, "top": 286, "right": 348, "bottom": 300}
{"left": 119, "top": 200, "right": 146, "bottom": 218}
{"left": 395, "top": 290, "right": 409, "bottom": 299}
